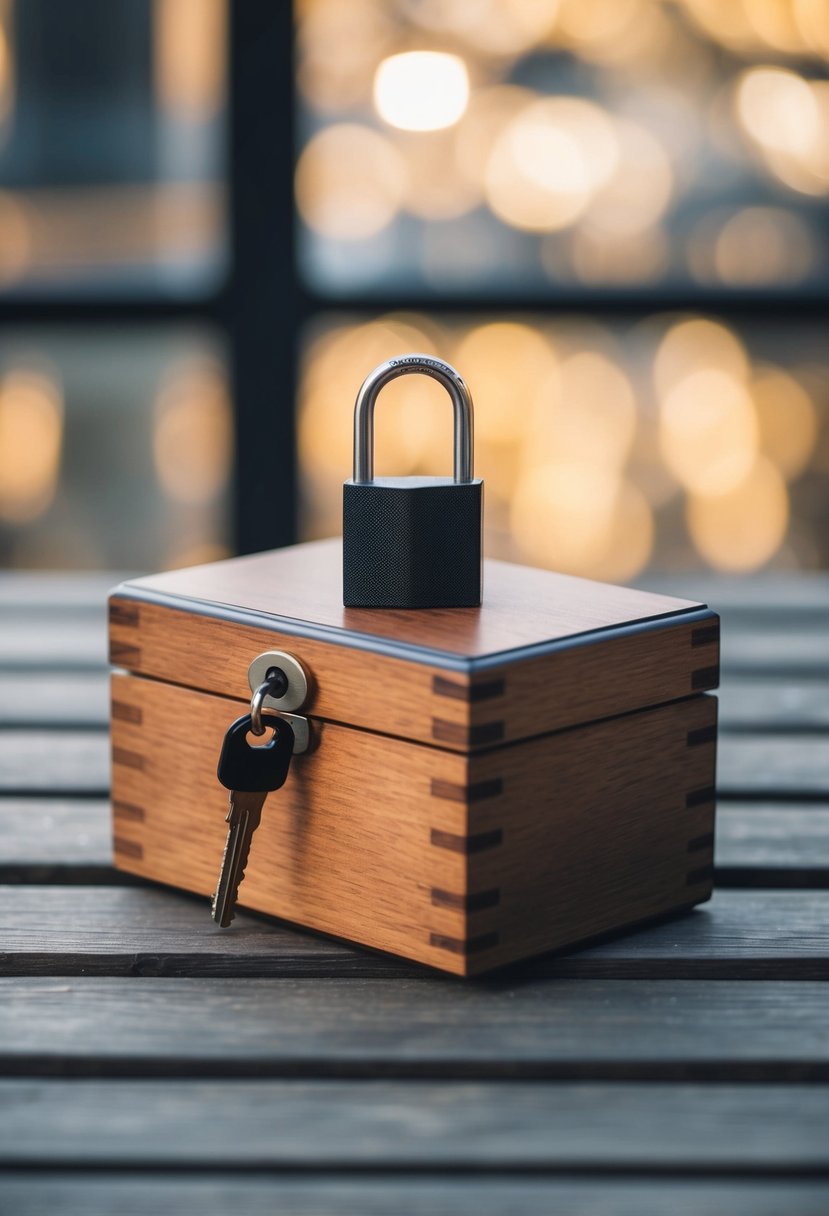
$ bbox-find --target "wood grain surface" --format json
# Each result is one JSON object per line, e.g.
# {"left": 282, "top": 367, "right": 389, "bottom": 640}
{"left": 3, "top": 568, "right": 829, "bottom": 1214}
{"left": 4, "top": 668, "right": 828, "bottom": 733}
{"left": 1, "top": 887, "right": 829, "bottom": 979}
{"left": 110, "top": 673, "right": 715, "bottom": 974}
{"left": 2, "top": 977, "right": 829, "bottom": 1080}
{"left": 6, "top": 1179, "right": 829, "bottom": 1216}
{"left": 123, "top": 538, "right": 703, "bottom": 658}
{"left": 108, "top": 592, "right": 718, "bottom": 751}
{"left": 3, "top": 1079, "right": 829, "bottom": 1168}
{"left": 13, "top": 727, "right": 829, "bottom": 803}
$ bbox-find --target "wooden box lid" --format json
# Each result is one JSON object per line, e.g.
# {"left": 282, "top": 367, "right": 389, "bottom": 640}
{"left": 109, "top": 538, "right": 719, "bottom": 753}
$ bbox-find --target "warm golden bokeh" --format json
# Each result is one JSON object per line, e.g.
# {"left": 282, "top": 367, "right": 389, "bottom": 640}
{"left": 485, "top": 98, "right": 618, "bottom": 232}
{"left": 659, "top": 368, "right": 758, "bottom": 496}
{"left": 298, "top": 311, "right": 825, "bottom": 579}
{"left": 453, "top": 322, "right": 557, "bottom": 445}
{"left": 299, "top": 316, "right": 451, "bottom": 533}
{"left": 0, "top": 368, "right": 64, "bottom": 524}
{"left": 294, "top": 0, "right": 827, "bottom": 302}
{"left": 583, "top": 119, "right": 672, "bottom": 239}
{"left": 395, "top": 128, "right": 482, "bottom": 221}
{"left": 0, "top": 1, "right": 13, "bottom": 128}
{"left": 295, "top": 125, "right": 407, "bottom": 240}
{"left": 404, "top": 0, "right": 560, "bottom": 56}
{"left": 374, "top": 52, "right": 470, "bottom": 132}
{"left": 153, "top": 0, "right": 226, "bottom": 118}
{"left": 686, "top": 454, "right": 789, "bottom": 571}
{"left": 153, "top": 357, "right": 233, "bottom": 505}
{"left": 296, "top": 0, "right": 394, "bottom": 111}
{"left": 714, "top": 207, "right": 816, "bottom": 285}
{"left": 511, "top": 462, "right": 654, "bottom": 582}
{"left": 736, "top": 67, "right": 829, "bottom": 196}
{"left": 654, "top": 319, "right": 750, "bottom": 401}
{"left": 523, "top": 351, "right": 637, "bottom": 473}
{"left": 0, "top": 191, "right": 30, "bottom": 286}
{"left": 752, "top": 364, "right": 818, "bottom": 478}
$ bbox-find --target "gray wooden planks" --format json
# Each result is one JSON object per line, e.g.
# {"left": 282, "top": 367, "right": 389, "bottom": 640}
{"left": 719, "top": 625, "right": 829, "bottom": 674}
{"left": 2, "top": 977, "right": 829, "bottom": 1080}
{"left": 0, "top": 732, "right": 109, "bottom": 795}
{"left": 642, "top": 572, "right": 829, "bottom": 612}
{"left": 2, "top": 1079, "right": 829, "bottom": 1170}
{"left": 718, "top": 679, "right": 829, "bottom": 731}
{"left": 0, "top": 800, "right": 112, "bottom": 877}
{"left": 0, "top": 616, "right": 107, "bottom": 669}
{"left": 717, "top": 735, "right": 829, "bottom": 797}
{"left": 2, "top": 887, "right": 829, "bottom": 979}
{"left": 717, "top": 806, "right": 829, "bottom": 883}
{"left": 5, "top": 1178, "right": 829, "bottom": 1216}
{"left": 0, "top": 573, "right": 124, "bottom": 608}
{"left": 0, "top": 673, "right": 109, "bottom": 726}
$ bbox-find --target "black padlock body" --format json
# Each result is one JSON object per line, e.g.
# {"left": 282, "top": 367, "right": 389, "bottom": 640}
{"left": 343, "top": 476, "right": 483, "bottom": 608}
{"left": 217, "top": 713, "right": 295, "bottom": 792}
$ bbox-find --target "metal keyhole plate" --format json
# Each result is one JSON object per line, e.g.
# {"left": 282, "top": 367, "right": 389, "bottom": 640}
{"left": 247, "top": 651, "right": 308, "bottom": 712}
{"left": 247, "top": 650, "right": 311, "bottom": 755}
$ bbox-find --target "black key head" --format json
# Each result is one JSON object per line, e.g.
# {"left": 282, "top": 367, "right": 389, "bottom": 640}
{"left": 217, "top": 713, "right": 295, "bottom": 793}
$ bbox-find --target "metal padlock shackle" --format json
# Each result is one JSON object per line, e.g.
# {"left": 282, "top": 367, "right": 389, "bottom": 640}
{"left": 353, "top": 354, "right": 474, "bottom": 484}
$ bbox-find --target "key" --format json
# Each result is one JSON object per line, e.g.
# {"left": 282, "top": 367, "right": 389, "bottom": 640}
{"left": 211, "top": 711, "right": 295, "bottom": 927}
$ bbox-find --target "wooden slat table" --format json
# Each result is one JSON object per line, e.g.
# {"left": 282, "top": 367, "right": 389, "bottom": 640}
{"left": 2, "top": 572, "right": 829, "bottom": 1214}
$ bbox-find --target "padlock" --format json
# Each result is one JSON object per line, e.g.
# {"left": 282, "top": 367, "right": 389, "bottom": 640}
{"left": 343, "top": 353, "right": 484, "bottom": 609}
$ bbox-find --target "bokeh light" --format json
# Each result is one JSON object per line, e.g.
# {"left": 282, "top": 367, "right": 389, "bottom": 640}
{"left": 714, "top": 208, "right": 816, "bottom": 286}
{"left": 0, "top": 368, "right": 64, "bottom": 524}
{"left": 296, "top": 124, "right": 407, "bottom": 240}
{"left": 751, "top": 364, "right": 818, "bottom": 479}
{"left": 452, "top": 322, "right": 558, "bottom": 502}
{"left": 485, "top": 98, "right": 617, "bottom": 232}
{"left": 0, "top": 6, "right": 12, "bottom": 127}
{"left": 523, "top": 351, "right": 637, "bottom": 472}
{"left": 374, "top": 52, "right": 469, "bottom": 132}
{"left": 583, "top": 119, "right": 672, "bottom": 238}
{"left": 659, "top": 367, "right": 758, "bottom": 496}
{"left": 286, "top": 1, "right": 829, "bottom": 578}
{"left": 654, "top": 319, "right": 750, "bottom": 401}
{"left": 153, "top": 0, "right": 225, "bottom": 118}
{"left": 153, "top": 357, "right": 233, "bottom": 505}
{"left": 686, "top": 455, "right": 789, "bottom": 571}
{"left": 400, "top": 0, "right": 561, "bottom": 56}
{"left": 299, "top": 315, "right": 447, "bottom": 509}
{"left": 0, "top": 192, "right": 31, "bottom": 286}
{"left": 396, "top": 129, "right": 482, "bottom": 221}
{"left": 296, "top": 0, "right": 829, "bottom": 294}
{"left": 299, "top": 311, "right": 829, "bottom": 578}
{"left": 512, "top": 462, "right": 654, "bottom": 582}
{"left": 296, "top": 0, "right": 394, "bottom": 111}
{"left": 736, "top": 67, "right": 829, "bottom": 196}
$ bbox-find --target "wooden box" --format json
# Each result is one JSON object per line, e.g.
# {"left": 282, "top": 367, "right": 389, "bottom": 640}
{"left": 109, "top": 539, "right": 719, "bottom": 976}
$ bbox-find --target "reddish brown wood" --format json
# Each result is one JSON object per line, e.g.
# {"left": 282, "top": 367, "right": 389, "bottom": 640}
{"left": 109, "top": 540, "right": 718, "bottom": 975}
{"left": 110, "top": 674, "right": 716, "bottom": 976}
{"left": 109, "top": 540, "right": 719, "bottom": 752}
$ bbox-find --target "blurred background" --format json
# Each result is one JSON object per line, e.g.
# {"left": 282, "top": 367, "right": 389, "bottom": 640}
{"left": 0, "top": 0, "right": 827, "bottom": 580}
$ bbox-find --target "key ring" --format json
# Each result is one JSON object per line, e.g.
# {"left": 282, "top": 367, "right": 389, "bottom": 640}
{"left": 250, "top": 682, "right": 279, "bottom": 736}
{"left": 250, "top": 666, "right": 290, "bottom": 735}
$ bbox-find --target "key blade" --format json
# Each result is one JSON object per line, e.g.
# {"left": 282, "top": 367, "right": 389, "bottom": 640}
{"left": 211, "top": 790, "right": 267, "bottom": 928}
